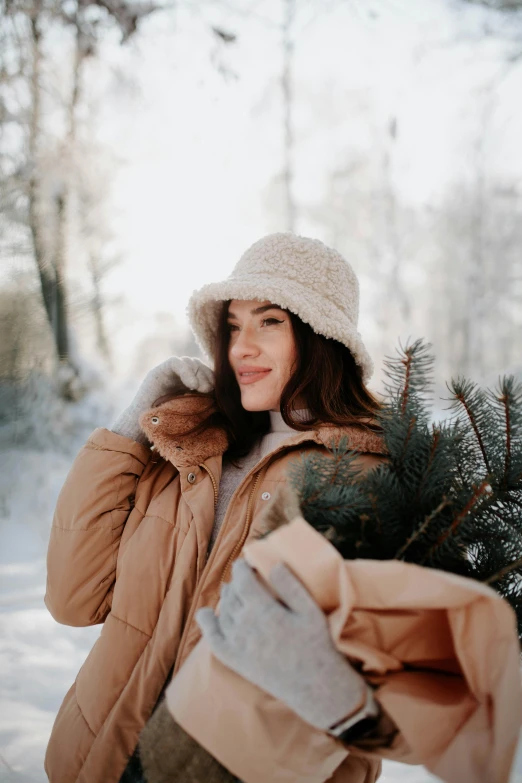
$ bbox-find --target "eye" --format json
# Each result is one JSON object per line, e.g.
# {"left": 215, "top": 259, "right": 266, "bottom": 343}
{"left": 227, "top": 323, "right": 239, "bottom": 332}
{"left": 262, "top": 318, "right": 284, "bottom": 326}
{"left": 151, "top": 416, "right": 159, "bottom": 424}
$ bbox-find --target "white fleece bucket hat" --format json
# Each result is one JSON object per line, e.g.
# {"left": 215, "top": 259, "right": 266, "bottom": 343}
{"left": 187, "top": 232, "right": 374, "bottom": 382}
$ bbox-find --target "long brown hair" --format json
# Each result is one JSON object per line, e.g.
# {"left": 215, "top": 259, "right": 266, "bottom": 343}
{"left": 213, "top": 301, "right": 381, "bottom": 458}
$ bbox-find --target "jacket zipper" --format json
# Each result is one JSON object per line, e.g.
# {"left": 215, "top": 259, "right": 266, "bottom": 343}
{"left": 173, "top": 437, "right": 314, "bottom": 674}
{"left": 220, "top": 469, "right": 263, "bottom": 585}
{"left": 198, "top": 462, "right": 264, "bottom": 579}
{"left": 172, "top": 464, "right": 263, "bottom": 674}
{"left": 199, "top": 463, "right": 218, "bottom": 508}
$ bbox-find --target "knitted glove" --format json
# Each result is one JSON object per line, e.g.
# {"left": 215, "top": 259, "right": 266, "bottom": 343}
{"left": 111, "top": 357, "right": 214, "bottom": 445}
{"left": 196, "top": 560, "right": 373, "bottom": 732}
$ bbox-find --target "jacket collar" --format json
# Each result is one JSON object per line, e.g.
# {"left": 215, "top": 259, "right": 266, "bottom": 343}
{"left": 141, "top": 395, "right": 386, "bottom": 471}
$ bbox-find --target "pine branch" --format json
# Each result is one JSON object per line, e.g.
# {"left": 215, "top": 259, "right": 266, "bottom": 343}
{"left": 422, "top": 479, "right": 493, "bottom": 564}
{"left": 449, "top": 379, "right": 492, "bottom": 474}
{"left": 382, "top": 339, "right": 434, "bottom": 404}
{"left": 400, "top": 415, "right": 417, "bottom": 470}
{"left": 395, "top": 496, "right": 452, "bottom": 560}
{"left": 502, "top": 388, "right": 512, "bottom": 485}
{"left": 289, "top": 339, "right": 522, "bottom": 639}
{"left": 412, "top": 427, "right": 441, "bottom": 507}
{"left": 485, "top": 556, "right": 522, "bottom": 586}
{"left": 368, "top": 491, "right": 383, "bottom": 536}
{"left": 401, "top": 349, "right": 413, "bottom": 415}
{"left": 495, "top": 376, "right": 522, "bottom": 487}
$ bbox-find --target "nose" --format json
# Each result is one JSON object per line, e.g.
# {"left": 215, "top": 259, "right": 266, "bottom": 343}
{"left": 229, "top": 326, "right": 260, "bottom": 360}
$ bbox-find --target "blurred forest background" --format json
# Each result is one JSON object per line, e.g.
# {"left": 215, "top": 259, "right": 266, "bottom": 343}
{"left": 1, "top": 0, "right": 522, "bottom": 780}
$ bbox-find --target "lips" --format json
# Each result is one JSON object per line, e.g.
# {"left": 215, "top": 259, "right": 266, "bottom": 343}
{"left": 237, "top": 367, "right": 272, "bottom": 385}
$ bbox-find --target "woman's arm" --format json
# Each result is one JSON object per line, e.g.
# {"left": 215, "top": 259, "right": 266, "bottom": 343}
{"left": 197, "top": 561, "right": 389, "bottom": 743}
{"left": 46, "top": 356, "right": 214, "bottom": 628}
{"left": 45, "top": 427, "right": 152, "bottom": 626}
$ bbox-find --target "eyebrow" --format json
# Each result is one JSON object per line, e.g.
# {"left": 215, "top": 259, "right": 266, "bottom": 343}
{"left": 227, "top": 304, "right": 285, "bottom": 319}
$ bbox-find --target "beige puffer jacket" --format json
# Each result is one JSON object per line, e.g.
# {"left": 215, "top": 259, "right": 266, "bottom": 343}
{"left": 44, "top": 396, "right": 387, "bottom": 783}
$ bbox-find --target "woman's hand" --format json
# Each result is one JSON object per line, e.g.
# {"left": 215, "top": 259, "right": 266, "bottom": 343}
{"left": 196, "top": 560, "right": 373, "bottom": 733}
{"left": 111, "top": 356, "right": 214, "bottom": 444}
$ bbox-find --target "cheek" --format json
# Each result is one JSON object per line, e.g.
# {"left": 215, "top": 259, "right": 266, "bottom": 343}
{"left": 276, "top": 335, "right": 297, "bottom": 383}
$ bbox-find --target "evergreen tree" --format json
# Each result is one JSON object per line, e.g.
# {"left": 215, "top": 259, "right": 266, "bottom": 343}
{"left": 289, "top": 340, "right": 522, "bottom": 639}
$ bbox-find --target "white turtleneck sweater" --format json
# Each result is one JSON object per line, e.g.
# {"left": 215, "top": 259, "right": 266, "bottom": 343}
{"left": 208, "top": 410, "right": 309, "bottom": 551}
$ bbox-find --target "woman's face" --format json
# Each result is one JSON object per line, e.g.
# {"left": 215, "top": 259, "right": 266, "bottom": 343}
{"left": 227, "top": 299, "right": 298, "bottom": 412}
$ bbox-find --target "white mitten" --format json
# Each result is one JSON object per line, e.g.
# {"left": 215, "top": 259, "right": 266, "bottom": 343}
{"left": 111, "top": 357, "right": 214, "bottom": 444}
{"left": 197, "top": 560, "right": 373, "bottom": 732}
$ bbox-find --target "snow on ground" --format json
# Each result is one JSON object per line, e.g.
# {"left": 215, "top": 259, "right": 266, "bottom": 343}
{"left": 1, "top": 424, "right": 522, "bottom": 782}
{"left": 0, "top": 443, "right": 102, "bottom": 782}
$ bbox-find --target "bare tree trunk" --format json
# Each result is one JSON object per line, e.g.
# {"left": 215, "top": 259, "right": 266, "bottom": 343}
{"left": 462, "top": 60, "right": 516, "bottom": 378}
{"left": 28, "top": 6, "right": 78, "bottom": 381}
{"left": 27, "top": 9, "right": 87, "bottom": 397}
{"left": 28, "top": 8, "right": 57, "bottom": 337}
{"left": 54, "top": 192, "right": 71, "bottom": 361}
{"left": 382, "top": 119, "right": 410, "bottom": 325}
{"left": 53, "top": 21, "right": 84, "bottom": 366}
{"left": 282, "top": 0, "right": 295, "bottom": 232}
{"left": 464, "top": 112, "right": 488, "bottom": 378}
{"left": 88, "top": 254, "right": 111, "bottom": 362}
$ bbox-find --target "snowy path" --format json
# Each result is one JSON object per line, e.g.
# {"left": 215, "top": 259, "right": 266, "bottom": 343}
{"left": 0, "top": 447, "right": 521, "bottom": 782}
{"left": 0, "top": 561, "right": 100, "bottom": 782}
{"left": 0, "top": 447, "right": 102, "bottom": 781}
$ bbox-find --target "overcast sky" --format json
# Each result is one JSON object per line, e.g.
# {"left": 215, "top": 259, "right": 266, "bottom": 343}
{"left": 49, "top": 0, "right": 521, "bottom": 378}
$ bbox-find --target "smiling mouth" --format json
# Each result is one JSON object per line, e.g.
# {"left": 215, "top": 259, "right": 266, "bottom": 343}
{"left": 238, "top": 370, "right": 272, "bottom": 385}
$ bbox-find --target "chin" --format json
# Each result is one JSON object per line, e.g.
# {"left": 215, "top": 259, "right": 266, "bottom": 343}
{"left": 240, "top": 392, "right": 279, "bottom": 412}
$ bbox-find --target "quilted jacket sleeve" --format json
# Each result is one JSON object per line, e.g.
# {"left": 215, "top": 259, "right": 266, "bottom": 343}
{"left": 45, "top": 427, "right": 152, "bottom": 627}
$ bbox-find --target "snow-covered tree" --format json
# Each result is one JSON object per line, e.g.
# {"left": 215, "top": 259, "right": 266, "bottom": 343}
{"left": 0, "top": 0, "right": 159, "bottom": 398}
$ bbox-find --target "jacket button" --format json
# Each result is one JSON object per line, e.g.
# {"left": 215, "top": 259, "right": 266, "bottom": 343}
{"left": 261, "top": 492, "right": 271, "bottom": 500}
{"left": 187, "top": 472, "right": 196, "bottom": 484}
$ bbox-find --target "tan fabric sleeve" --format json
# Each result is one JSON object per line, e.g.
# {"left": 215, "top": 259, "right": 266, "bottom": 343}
{"left": 45, "top": 427, "right": 152, "bottom": 627}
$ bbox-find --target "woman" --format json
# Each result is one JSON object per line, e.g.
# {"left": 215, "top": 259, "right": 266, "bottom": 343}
{"left": 44, "top": 232, "right": 393, "bottom": 783}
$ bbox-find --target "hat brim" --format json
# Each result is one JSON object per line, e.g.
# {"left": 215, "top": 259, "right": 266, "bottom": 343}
{"left": 187, "top": 276, "right": 374, "bottom": 383}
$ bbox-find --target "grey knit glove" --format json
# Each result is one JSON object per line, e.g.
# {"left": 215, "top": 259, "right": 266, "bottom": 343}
{"left": 111, "top": 356, "right": 214, "bottom": 445}
{"left": 196, "top": 560, "right": 372, "bottom": 732}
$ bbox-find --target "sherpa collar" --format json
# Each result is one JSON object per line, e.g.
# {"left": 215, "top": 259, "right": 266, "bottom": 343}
{"left": 138, "top": 395, "right": 386, "bottom": 471}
